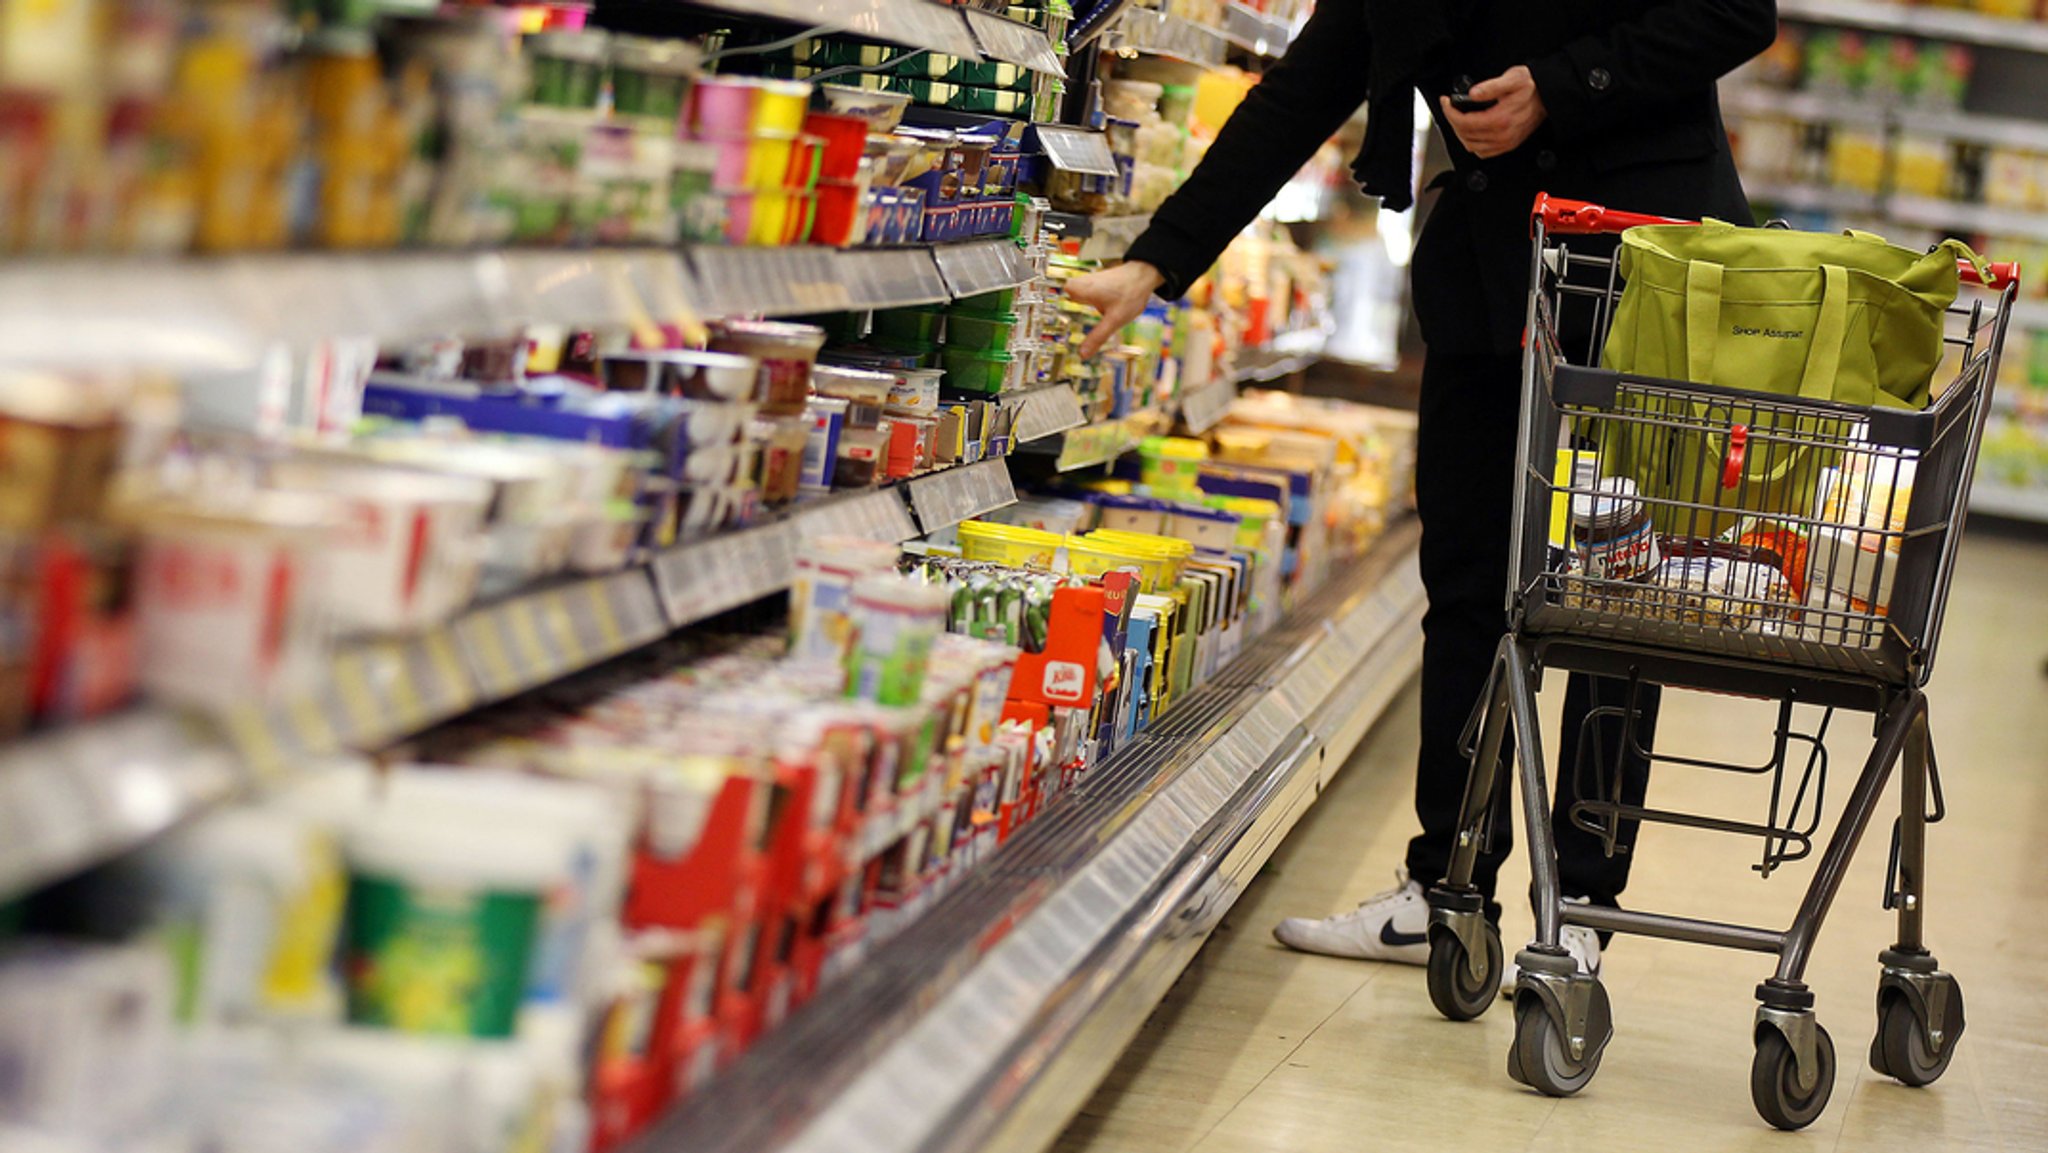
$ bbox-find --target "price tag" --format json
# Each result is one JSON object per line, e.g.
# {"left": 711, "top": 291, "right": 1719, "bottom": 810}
{"left": 933, "top": 240, "right": 1034, "bottom": 300}
{"left": 607, "top": 570, "right": 670, "bottom": 646}
{"left": 786, "top": 248, "right": 852, "bottom": 314}
{"left": 1011, "top": 385, "right": 1087, "bottom": 443}
{"left": 652, "top": 522, "right": 796, "bottom": 627}
{"left": 962, "top": 7, "right": 1065, "bottom": 74}
{"left": 1030, "top": 126, "right": 1120, "bottom": 179}
{"left": 842, "top": 249, "right": 950, "bottom": 309}
{"left": 455, "top": 605, "right": 525, "bottom": 700}
{"left": 1179, "top": 379, "right": 1237, "bottom": 435}
{"left": 505, "top": 597, "right": 558, "bottom": 683}
{"left": 909, "top": 460, "right": 1018, "bottom": 532}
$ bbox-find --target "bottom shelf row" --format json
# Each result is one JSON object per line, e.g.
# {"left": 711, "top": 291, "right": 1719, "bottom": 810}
{"left": 0, "top": 389, "right": 1419, "bottom": 1153}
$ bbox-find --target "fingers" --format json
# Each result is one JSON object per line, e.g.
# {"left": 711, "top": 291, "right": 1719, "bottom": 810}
{"left": 1439, "top": 97, "right": 1505, "bottom": 158}
{"left": 1078, "top": 319, "right": 1116, "bottom": 359}
{"left": 1466, "top": 65, "right": 1529, "bottom": 102}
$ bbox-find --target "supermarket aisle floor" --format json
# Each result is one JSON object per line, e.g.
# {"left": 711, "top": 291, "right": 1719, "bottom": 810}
{"left": 1054, "top": 531, "right": 2048, "bottom": 1153}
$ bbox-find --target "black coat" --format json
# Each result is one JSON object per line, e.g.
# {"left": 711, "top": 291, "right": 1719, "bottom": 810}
{"left": 1123, "top": 0, "right": 1778, "bottom": 356}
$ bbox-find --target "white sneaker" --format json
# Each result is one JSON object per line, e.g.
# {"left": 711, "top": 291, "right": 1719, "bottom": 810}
{"left": 1501, "top": 917, "right": 1602, "bottom": 997}
{"left": 1272, "top": 868, "right": 1432, "bottom": 963}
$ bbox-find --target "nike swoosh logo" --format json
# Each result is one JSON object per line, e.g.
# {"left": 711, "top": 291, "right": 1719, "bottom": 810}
{"left": 1380, "top": 922, "right": 1429, "bottom": 948}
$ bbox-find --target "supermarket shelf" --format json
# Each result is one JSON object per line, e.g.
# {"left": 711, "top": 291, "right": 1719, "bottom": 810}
{"left": 907, "top": 457, "right": 1020, "bottom": 531}
{"left": 1041, "top": 211, "right": 1152, "bottom": 262}
{"left": 1228, "top": 330, "right": 1329, "bottom": 384}
{"left": 1741, "top": 179, "right": 1887, "bottom": 217}
{"left": 1018, "top": 406, "right": 1171, "bottom": 471}
{"left": 1177, "top": 376, "right": 1236, "bottom": 435}
{"left": 1890, "top": 194, "right": 2048, "bottom": 242}
{"left": 651, "top": 476, "right": 924, "bottom": 625}
{"left": 1896, "top": 106, "right": 2048, "bottom": 152}
{"left": 1219, "top": 1, "right": 1300, "bottom": 58}
{"left": 687, "top": 244, "right": 957, "bottom": 319}
{"left": 0, "top": 248, "right": 702, "bottom": 373}
{"left": 678, "top": 0, "right": 990, "bottom": 63}
{"left": 1114, "top": 8, "right": 1227, "bottom": 66}
{"left": 1970, "top": 480, "right": 2048, "bottom": 522}
{"left": 0, "top": 460, "right": 1001, "bottom": 900}
{"left": 1720, "top": 82, "right": 2048, "bottom": 153}
{"left": 0, "top": 710, "right": 245, "bottom": 901}
{"left": 931, "top": 238, "right": 1039, "bottom": 299}
{"left": 961, "top": 7, "right": 1068, "bottom": 75}
{"left": 0, "top": 242, "right": 1056, "bottom": 369}
{"left": 1776, "top": 0, "right": 2048, "bottom": 57}
{"left": 1718, "top": 84, "right": 1889, "bottom": 127}
{"left": 1007, "top": 381, "right": 1090, "bottom": 442}
{"left": 639, "top": 520, "right": 1426, "bottom": 1153}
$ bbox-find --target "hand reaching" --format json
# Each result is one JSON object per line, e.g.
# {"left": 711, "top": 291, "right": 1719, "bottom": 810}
{"left": 1066, "top": 260, "right": 1166, "bottom": 358}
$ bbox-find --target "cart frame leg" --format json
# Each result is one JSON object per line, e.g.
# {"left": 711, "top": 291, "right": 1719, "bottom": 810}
{"left": 1498, "top": 636, "right": 1614, "bottom": 1076}
{"left": 1874, "top": 703, "right": 1966, "bottom": 1075}
{"left": 1429, "top": 638, "right": 1513, "bottom": 981}
{"left": 1753, "top": 688, "right": 1925, "bottom": 1091}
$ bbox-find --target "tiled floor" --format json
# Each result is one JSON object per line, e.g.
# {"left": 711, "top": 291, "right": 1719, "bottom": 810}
{"left": 1056, "top": 531, "right": 2048, "bottom": 1153}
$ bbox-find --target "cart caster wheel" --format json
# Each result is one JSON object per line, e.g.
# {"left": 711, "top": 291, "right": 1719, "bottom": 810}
{"left": 1427, "top": 922, "right": 1503, "bottom": 1022}
{"left": 1751, "top": 1023, "right": 1836, "bottom": 1130}
{"left": 1509, "top": 996, "right": 1603, "bottom": 1096}
{"left": 1872, "top": 991, "right": 1960, "bottom": 1087}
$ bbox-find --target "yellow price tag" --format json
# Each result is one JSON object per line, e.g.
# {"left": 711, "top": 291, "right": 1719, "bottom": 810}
{"left": 507, "top": 599, "right": 554, "bottom": 682}
{"left": 588, "top": 582, "right": 626, "bottom": 653}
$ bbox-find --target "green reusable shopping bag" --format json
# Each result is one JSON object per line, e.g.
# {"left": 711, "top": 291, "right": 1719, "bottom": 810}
{"left": 1593, "top": 221, "right": 1981, "bottom": 537}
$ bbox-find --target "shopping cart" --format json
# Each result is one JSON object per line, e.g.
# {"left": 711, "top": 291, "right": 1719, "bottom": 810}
{"left": 1421, "top": 194, "right": 2017, "bottom": 1129}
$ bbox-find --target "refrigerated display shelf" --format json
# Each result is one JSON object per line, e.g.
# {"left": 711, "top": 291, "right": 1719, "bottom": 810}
{"left": 671, "top": 0, "right": 1002, "bottom": 63}
{"left": 1219, "top": 1, "right": 1300, "bottom": 58}
{"left": 0, "top": 458, "right": 1017, "bottom": 903}
{"left": 1040, "top": 211, "right": 1152, "bottom": 262}
{"left": 1007, "top": 381, "right": 1090, "bottom": 443}
{"left": 1113, "top": 7, "right": 1228, "bottom": 66}
{"left": 0, "top": 242, "right": 1044, "bottom": 372}
{"left": 1740, "top": 179, "right": 1887, "bottom": 217}
{"left": 1970, "top": 480, "right": 2048, "bottom": 522}
{"left": 1776, "top": 0, "right": 2048, "bottom": 57}
{"left": 1014, "top": 331, "right": 1326, "bottom": 468}
{"left": 629, "top": 519, "right": 1425, "bottom": 1153}
{"left": 1890, "top": 194, "right": 2048, "bottom": 243}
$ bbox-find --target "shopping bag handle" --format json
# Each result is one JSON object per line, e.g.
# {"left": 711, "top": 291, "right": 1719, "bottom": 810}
{"left": 1530, "top": 193, "right": 2020, "bottom": 287}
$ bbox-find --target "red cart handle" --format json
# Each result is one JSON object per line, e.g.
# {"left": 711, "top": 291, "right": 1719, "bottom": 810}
{"left": 1530, "top": 193, "right": 2020, "bottom": 288}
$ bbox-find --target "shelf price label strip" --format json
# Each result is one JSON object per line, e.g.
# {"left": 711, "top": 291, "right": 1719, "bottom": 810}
{"left": 838, "top": 249, "right": 952, "bottom": 310}
{"left": 961, "top": 7, "right": 1067, "bottom": 75}
{"left": 908, "top": 459, "right": 1019, "bottom": 532}
{"left": 793, "top": 488, "right": 921, "bottom": 546}
{"left": 0, "top": 711, "right": 245, "bottom": 901}
{"left": 687, "top": 246, "right": 855, "bottom": 318}
{"left": 1179, "top": 379, "right": 1236, "bottom": 435}
{"left": 932, "top": 240, "right": 1037, "bottom": 300}
{"left": 1012, "top": 385, "right": 1088, "bottom": 443}
{"left": 653, "top": 522, "right": 798, "bottom": 628}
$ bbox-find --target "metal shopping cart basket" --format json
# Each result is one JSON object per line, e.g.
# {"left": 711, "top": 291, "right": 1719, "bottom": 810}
{"left": 1421, "top": 194, "right": 2018, "bottom": 1129}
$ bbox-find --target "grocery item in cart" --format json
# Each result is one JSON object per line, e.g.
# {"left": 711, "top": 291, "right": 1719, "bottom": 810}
{"left": 1641, "top": 544, "right": 1797, "bottom": 631}
{"left": 1570, "top": 477, "right": 1660, "bottom": 581}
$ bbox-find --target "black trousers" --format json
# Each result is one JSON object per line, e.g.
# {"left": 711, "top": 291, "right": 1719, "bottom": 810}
{"left": 1401, "top": 351, "right": 1659, "bottom": 920}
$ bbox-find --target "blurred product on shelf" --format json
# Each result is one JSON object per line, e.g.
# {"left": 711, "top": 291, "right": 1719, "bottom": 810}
{"left": 0, "top": 0, "right": 1084, "bottom": 255}
{"left": 0, "top": 381, "right": 1412, "bottom": 1153}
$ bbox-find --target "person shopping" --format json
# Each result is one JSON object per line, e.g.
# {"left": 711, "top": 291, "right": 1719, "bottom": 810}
{"left": 1068, "top": 0, "right": 1776, "bottom": 977}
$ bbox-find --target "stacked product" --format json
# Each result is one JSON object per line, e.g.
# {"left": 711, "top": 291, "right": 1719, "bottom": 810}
{"left": 0, "top": 564, "right": 1026, "bottom": 1152}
